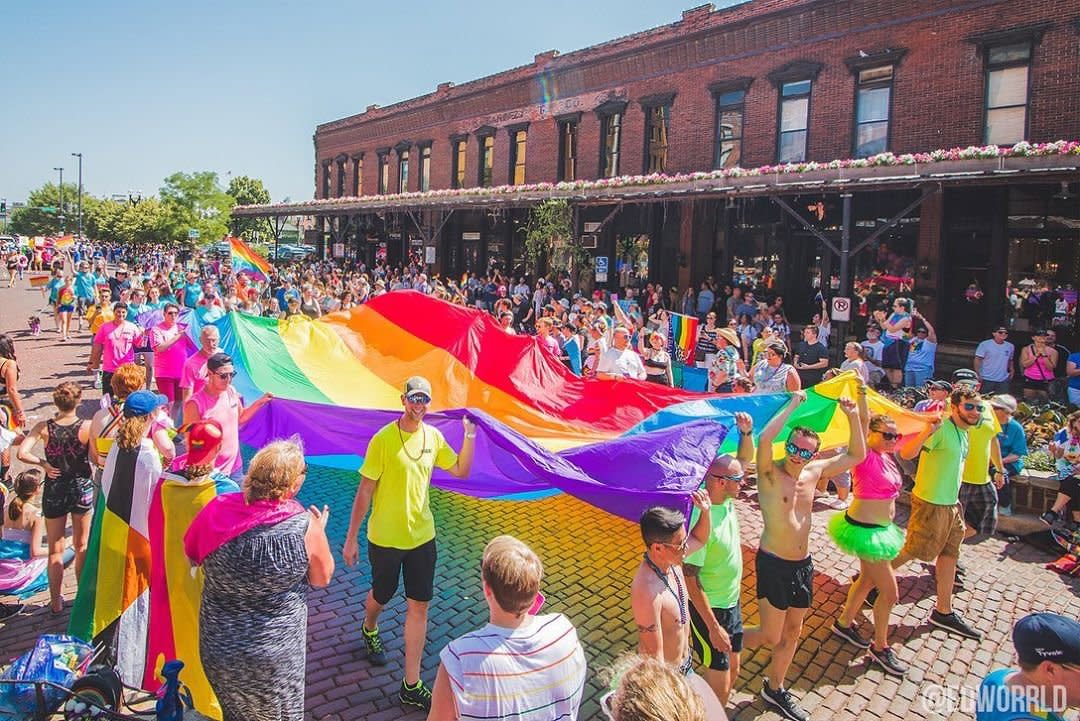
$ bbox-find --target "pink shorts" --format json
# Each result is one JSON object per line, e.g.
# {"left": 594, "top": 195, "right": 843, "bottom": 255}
{"left": 156, "top": 377, "right": 180, "bottom": 402}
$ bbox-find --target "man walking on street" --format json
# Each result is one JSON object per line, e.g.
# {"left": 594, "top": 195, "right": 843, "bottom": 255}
{"left": 342, "top": 377, "right": 475, "bottom": 712}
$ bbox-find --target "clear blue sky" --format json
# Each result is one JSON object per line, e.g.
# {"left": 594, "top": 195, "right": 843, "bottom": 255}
{"left": 0, "top": 1, "right": 696, "bottom": 206}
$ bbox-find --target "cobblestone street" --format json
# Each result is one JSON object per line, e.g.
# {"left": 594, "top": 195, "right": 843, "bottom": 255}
{"left": 1, "top": 279, "right": 1078, "bottom": 721}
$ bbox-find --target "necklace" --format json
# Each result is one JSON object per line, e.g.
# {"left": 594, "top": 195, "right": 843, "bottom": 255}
{"left": 397, "top": 421, "right": 427, "bottom": 462}
{"left": 643, "top": 553, "right": 687, "bottom": 626}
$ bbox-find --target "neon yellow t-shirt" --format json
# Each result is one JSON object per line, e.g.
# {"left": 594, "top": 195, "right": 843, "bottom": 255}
{"left": 685, "top": 498, "right": 742, "bottom": 609}
{"left": 962, "top": 407, "right": 1002, "bottom": 485}
{"left": 913, "top": 419, "right": 969, "bottom": 506}
{"left": 360, "top": 421, "right": 457, "bottom": 550}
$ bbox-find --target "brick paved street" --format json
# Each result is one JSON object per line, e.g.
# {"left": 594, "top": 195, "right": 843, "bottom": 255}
{"left": 1, "top": 277, "right": 1078, "bottom": 720}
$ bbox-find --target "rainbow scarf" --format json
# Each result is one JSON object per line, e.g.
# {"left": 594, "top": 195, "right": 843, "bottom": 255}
{"left": 228, "top": 236, "right": 270, "bottom": 281}
{"left": 667, "top": 311, "right": 699, "bottom": 364}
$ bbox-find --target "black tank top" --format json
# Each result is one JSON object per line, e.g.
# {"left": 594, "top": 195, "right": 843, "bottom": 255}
{"left": 45, "top": 419, "right": 91, "bottom": 481}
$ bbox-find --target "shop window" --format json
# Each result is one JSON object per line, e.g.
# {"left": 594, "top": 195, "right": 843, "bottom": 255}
{"left": 509, "top": 129, "right": 527, "bottom": 185}
{"left": 419, "top": 145, "right": 431, "bottom": 192}
{"left": 643, "top": 103, "right": 671, "bottom": 174}
{"left": 398, "top": 148, "right": 410, "bottom": 193}
{"left": 778, "top": 80, "right": 811, "bottom": 163}
{"left": 378, "top": 153, "right": 389, "bottom": 195}
{"left": 558, "top": 119, "right": 577, "bottom": 181}
{"left": 984, "top": 42, "right": 1031, "bottom": 145}
{"left": 478, "top": 134, "right": 494, "bottom": 187}
{"left": 854, "top": 66, "right": 893, "bottom": 157}
{"left": 451, "top": 138, "right": 467, "bottom": 189}
{"left": 713, "top": 90, "right": 745, "bottom": 169}
{"left": 600, "top": 112, "right": 622, "bottom": 178}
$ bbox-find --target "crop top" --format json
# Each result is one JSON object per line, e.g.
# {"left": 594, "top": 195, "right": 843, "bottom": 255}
{"left": 852, "top": 450, "right": 903, "bottom": 501}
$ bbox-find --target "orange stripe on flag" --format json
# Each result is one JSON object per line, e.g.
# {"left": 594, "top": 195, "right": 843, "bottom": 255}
{"left": 29, "top": 275, "right": 51, "bottom": 288}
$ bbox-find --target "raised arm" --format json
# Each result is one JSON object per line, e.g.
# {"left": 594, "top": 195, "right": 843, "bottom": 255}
{"left": 756, "top": 391, "right": 807, "bottom": 476}
{"left": 817, "top": 396, "right": 867, "bottom": 478}
{"left": 686, "top": 489, "right": 712, "bottom": 557}
{"left": 900, "top": 415, "right": 942, "bottom": 461}
{"left": 734, "top": 412, "right": 755, "bottom": 465}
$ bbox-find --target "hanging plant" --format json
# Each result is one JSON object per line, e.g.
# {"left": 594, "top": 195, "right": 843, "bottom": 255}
{"left": 523, "top": 198, "right": 573, "bottom": 273}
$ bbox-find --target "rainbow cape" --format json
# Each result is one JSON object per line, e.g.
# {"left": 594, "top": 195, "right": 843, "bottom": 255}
{"left": 667, "top": 311, "right": 699, "bottom": 364}
{"left": 228, "top": 236, "right": 270, "bottom": 281}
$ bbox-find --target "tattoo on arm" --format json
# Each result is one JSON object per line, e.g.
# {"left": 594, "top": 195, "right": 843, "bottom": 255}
{"left": 637, "top": 624, "right": 657, "bottom": 633}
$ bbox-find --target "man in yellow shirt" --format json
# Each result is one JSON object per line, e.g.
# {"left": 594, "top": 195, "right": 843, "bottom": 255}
{"left": 959, "top": 399, "right": 1005, "bottom": 540}
{"left": 342, "top": 376, "right": 475, "bottom": 712}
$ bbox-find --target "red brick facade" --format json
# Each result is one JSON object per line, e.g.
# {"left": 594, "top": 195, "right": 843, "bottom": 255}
{"left": 314, "top": 0, "right": 1080, "bottom": 200}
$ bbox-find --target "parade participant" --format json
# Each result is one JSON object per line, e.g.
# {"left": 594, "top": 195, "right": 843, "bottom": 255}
{"left": 150, "top": 303, "right": 187, "bottom": 419}
{"left": 182, "top": 353, "right": 272, "bottom": 482}
{"left": 685, "top": 413, "right": 754, "bottom": 705}
{"left": 536, "top": 317, "right": 560, "bottom": 356}
{"left": 991, "top": 395, "right": 1026, "bottom": 516}
{"left": 829, "top": 404, "right": 909, "bottom": 677}
{"left": 0, "top": 334, "right": 26, "bottom": 444}
{"left": 597, "top": 326, "right": 647, "bottom": 381}
{"left": 88, "top": 301, "right": 144, "bottom": 395}
{"left": 903, "top": 312, "right": 938, "bottom": 388}
{"left": 874, "top": 298, "right": 913, "bottom": 388}
{"left": 428, "top": 535, "right": 587, "bottom": 721}
{"left": 831, "top": 342, "right": 870, "bottom": 384}
{"left": 16, "top": 382, "right": 92, "bottom": 613}
{"left": 893, "top": 386, "right": 983, "bottom": 640}
{"left": 86, "top": 286, "right": 114, "bottom": 337}
{"left": 631, "top": 497, "right": 725, "bottom": 718}
{"left": 915, "top": 379, "right": 951, "bottom": 413}
{"left": 341, "top": 376, "right": 475, "bottom": 711}
{"left": 73, "top": 261, "right": 98, "bottom": 332}
{"left": 56, "top": 275, "right": 76, "bottom": 342}
{"left": 707, "top": 327, "right": 743, "bottom": 393}
{"left": 976, "top": 613, "right": 1080, "bottom": 721}
{"left": 959, "top": 394, "right": 1005, "bottom": 540}
{"left": 974, "top": 326, "right": 1015, "bottom": 395}
{"left": 1042, "top": 410, "right": 1080, "bottom": 529}
{"left": 88, "top": 363, "right": 173, "bottom": 470}
{"left": 43, "top": 268, "right": 64, "bottom": 333}
{"left": 180, "top": 270, "right": 204, "bottom": 309}
{"left": 742, "top": 391, "right": 864, "bottom": 721}
{"left": 640, "top": 330, "right": 673, "bottom": 386}
{"left": 166, "top": 420, "right": 236, "bottom": 492}
{"left": 601, "top": 655, "right": 709, "bottom": 721}
{"left": 498, "top": 310, "right": 516, "bottom": 334}
{"left": 751, "top": 341, "right": 800, "bottom": 394}
{"left": 179, "top": 325, "right": 221, "bottom": 403}
{"left": 557, "top": 322, "right": 583, "bottom": 375}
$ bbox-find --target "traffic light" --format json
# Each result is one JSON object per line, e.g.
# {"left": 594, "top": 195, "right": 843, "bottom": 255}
{"left": 0, "top": 200, "right": 6, "bottom": 214}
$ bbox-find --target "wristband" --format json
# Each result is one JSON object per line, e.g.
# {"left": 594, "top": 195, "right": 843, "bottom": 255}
{"left": 464, "top": 432, "right": 476, "bottom": 439}
{"left": 739, "top": 430, "right": 752, "bottom": 437}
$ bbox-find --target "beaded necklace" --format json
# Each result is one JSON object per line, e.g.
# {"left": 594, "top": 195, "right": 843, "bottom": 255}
{"left": 643, "top": 553, "right": 687, "bottom": 626}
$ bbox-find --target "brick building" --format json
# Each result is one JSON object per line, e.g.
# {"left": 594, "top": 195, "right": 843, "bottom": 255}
{"left": 238, "top": 0, "right": 1080, "bottom": 344}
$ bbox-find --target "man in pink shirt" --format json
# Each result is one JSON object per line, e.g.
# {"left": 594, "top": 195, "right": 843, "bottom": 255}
{"left": 87, "top": 301, "right": 144, "bottom": 395}
{"left": 182, "top": 352, "right": 271, "bottom": 481}
{"left": 179, "top": 325, "right": 220, "bottom": 404}
{"left": 150, "top": 302, "right": 188, "bottom": 419}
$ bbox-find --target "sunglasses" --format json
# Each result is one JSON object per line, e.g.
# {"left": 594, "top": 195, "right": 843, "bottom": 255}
{"left": 874, "top": 430, "right": 901, "bottom": 441}
{"left": 707, "top": 471, "right": 745, "bottom": 483}
{"left": 165, "top": 310, "right": 179, "bottom": 316}
{"left": 214, "top": 371, "right": 237, "bottom": 380}
{"left": 785, "top": 441, "right": 816, "bottom": 460}
{"left": 659, "top": 536, "right": 689, "bottom": 553}
{"left": 406, "top": 394, "right": 431, "bottom": 405}
{"left": 961, "top": 402, "right": 984, "bottom": 412}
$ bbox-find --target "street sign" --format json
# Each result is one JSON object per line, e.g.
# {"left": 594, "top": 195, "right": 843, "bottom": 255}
{"left": 831, "top": 296, "right": 852, "bottom": 322}
{"left": 425, "top": 246, "right": 436, "bottom": 264}
{"left": 332, "top": 242, "right": 345, "bottom": 258}
{"left": 188, "top": 229, "right": 200, "bottom": 240}
{"left": 594, "top": 255, "right": 609, "bottom": 283}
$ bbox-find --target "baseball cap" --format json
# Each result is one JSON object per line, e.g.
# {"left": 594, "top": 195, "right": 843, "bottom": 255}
{"left": 180, "top": 420, "right": 224, "bottom": 467}
{"left": 207, "top": 352, "right": 233, "bottom": 372}
{"left": 123, "top": 390, "right": 168, "bottom": 418}
{"left": 403, "top": 376, "right": 432, "bottom": 399}
{"left": 1013, "top": 613, "right": 1080, "bottom": 666}
{"left": 926, "top": 379, "right": 953, "bottom": 392}
{"left": 952, "top": 368, "right": 979, "bottom": 387}
{"left": 989, "top": 394, "right": 1018, "bottom": 414}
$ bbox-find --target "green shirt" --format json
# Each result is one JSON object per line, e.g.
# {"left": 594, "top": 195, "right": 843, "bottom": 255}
{"left": 684, "top": 498, "right": 742, "bottom": 609}
{"left": 360, "top": 421, "right": 458, "bottom": 550}
{"left": 913, "top": 419, "right": 969, "bottom": 505}
{"left": 962, "top": 407, "right": 1002, "bottom": 485}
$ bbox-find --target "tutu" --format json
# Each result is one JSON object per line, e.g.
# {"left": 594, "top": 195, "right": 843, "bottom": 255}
{"left": 828, "top": 512, "right": 904, "bottom": 561}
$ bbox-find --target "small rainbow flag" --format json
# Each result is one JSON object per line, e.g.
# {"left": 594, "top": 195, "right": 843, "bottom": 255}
{"left": 667, "top": 311, "right": 699, "bottom": 364}
{"left": 29, "top": 274, "right": 51, "bottom": 288}
{"left": 228, "top": 236, "right": 271, "bottom": 281}
{"left": 54, "top": 235, "right": 75, "bottom": 250}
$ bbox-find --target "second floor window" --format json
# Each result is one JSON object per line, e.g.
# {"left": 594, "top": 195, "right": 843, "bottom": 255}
{"left": 353, "top": 156, "right": 362, "bottom": 196}
{"left": 558, "top": 120, "right": 577, "bottom": 181}
{"left": 644, "top": 104, "right": 670, "bottom": 174}
{"left": 509, "top": 130, "right": 527, "bottom": 185}
{"left": 420, "top": 145, "right": 431, "bottom": 192}
{"left": 778, "top": 79, "right": 811, "bottom": 163}
{"left": 984, "top": 42, "right": 1031, "bottom": 145}
{"left": 397, "top": 149, "right": 410, "bottom": 193}
{"left": 378, "top": 154, "right": 389, "bottom": 194}
{"left": 452, "top": 139, "right": 467, "bottom": 189}
{"left": 854, "top": 66, "right": 893, "bottom": 157}
{"left": 713, "top": 90, "right": 745, "bottom": 169}
{"left": 600, "top": 113, "right": 621, "bottom": 178}
{"left": 321, "top": 163, "right": 331, "bottom": 198}
{"left": 336, "top": 159, "right": 346, "bottom": 197}
{"left": 479, "top": 135, "right": 494, "bottom": 187}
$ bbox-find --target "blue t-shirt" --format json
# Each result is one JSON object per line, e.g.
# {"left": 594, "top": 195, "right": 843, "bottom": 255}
{"left": 1069, "top": 352, "right": 1080, "bottom": 390}
{"left": 976, "top": 668, "right": 1067, "bottom": 721}
{"left": 74, "top": 272, "right": 97, "bottom": 300}
{"left": 561, "top": 336, "right": 582, "bottom": 375}
{"left": 275, "top": 288, "right": 299, "bottom": 312}
{"left": 182, "top": 283, "right": 204, "bottom": 309}
{"left": 697, "top": 289, "right": 715, "bottom": 314}
{"left": 997, "top": 418, "right": 1027, "bottom": 476}
{"left": 905, "top": 338, "right": 937, "bottom": 372}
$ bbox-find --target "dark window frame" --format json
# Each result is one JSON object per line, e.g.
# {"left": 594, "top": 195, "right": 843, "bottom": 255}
{"left": 967, "top": 25, "right": 1047, "bottom": 146}
{"left": 450, "top": 134, "right": 468, "bottom": 189}
{"left": 376, "top": 148, "right": 391, "bottom": 195}
{"left": 639, "top": 93, "right": 675, "bottom": 174}
{"left": 476, "top": 126, "right": 496, "bottom": 187}
{"left": 321, "top": 162, "right": 331, "bottom": 199}
{"left": 844, "top": 50, "right": 906, "bottom": 158}
{"left": 981, "top": 42, "right": 1034, "bottom": 145}
{"left": 556, "top": 113, "right": 581, "bottom": 181}
{"left": 768, "top": 61, "right": 823, "bottom": 164}
{"left": 417, "top": 142, "right": 432, "bottom": 192}
{"left": 507, "top": 123, "right": 529, "bottom": 186}
{"left": 335, "top": 154, "right": 347, "bottom": 198}
{"left": 709, "top": 78, "right": 752, "bottom": 170}
{"left": 351, "top": 153, "right": 363, "bottom": 196}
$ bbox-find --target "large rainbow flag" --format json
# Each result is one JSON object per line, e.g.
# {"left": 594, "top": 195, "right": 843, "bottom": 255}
{"left": 667, "top": 311, "right": 699, "bottom": 364}
{"left": 228, "top": 236, "right": 270, "bottom": 281}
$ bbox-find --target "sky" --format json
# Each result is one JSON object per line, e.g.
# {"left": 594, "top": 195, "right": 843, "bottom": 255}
{"left": 0, "top": 1, "right": 695, "bottom": 206}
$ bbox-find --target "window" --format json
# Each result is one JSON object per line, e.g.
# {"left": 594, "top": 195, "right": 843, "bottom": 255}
{"left": 451, "top": 138, "right": 467, "bottom": 189}
{"left": 419, "top": 145, "right": 431, "bottom": 192}
{"left": 336, "top": 159, "right": 346, "bottom": 197}
{"left": 713, "top": 90, "right": 745, "bottom": 169}
{"left": 600, "top": 112, "right": 622, "bottom": 177}
{"left": 352, "top": 155, "right": 362, "bottom": 196}
{"left": 321, "top": 163, "right": 331, "bottom": 199}
{"left": 478, "top": 134, "right": 494, "bottom": 187}
{"left": 509, "top": 129, "right": 527, "bottom": 185}
{"left": 378, "top": 153, "right": 389, "bottom": 194}
{"left": 398, "top": 148, "right": 410, "bottom": 193}
{"left": 643, "top": 104, "right": 671, "bottom": 173}
{"left": 984, "top": 42, "right": 1031, "bottom": 145}
{"left": 558, "top": 119, "right": 578, "bottom": 181}
{"left": 854, "top": 66, "right": 893, "bottom": 157}
{"left": 778, "top": 79, "right": 811, "bottom": 163}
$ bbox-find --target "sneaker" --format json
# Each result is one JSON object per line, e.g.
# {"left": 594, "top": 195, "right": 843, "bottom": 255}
{"left": 400, "top": 679, "right": 433, "bottom": 712}
{"left": 998, "top": 505, "right": 1013, "bottom": 517}
{"left": 1041, "top": 510, "right": 1060, "bottom": 526}
{"left": 868, "top": 644, "right": 908, "bottom": 677}
{"left": 0, "top": 603, "right": 25, "bottom": 621}
{"left": 760, "top": 679, "right": 810, "bottom": 721}
{"left": 361, "top": 625, "right": 388, "bottom": 666}
{"left": 929, "top": 610, "right": 982, "bottom": 640}
{"left": 831, "top": 620, "right": 871, "bottom": 649}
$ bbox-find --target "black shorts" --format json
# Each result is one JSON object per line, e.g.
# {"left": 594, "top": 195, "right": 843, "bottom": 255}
{"left": 689, "top": 603, "right": 743, "bottom": 671}
{"left": 42, "top": 476, "right": 94, "bottom": 519}
{"left": 755, "top": 550, "right": 813, "bottom": 610}
{"left": 959, "top": 482, "right": 998, "bottom": 536}
{"left": 368, "top": 538, "right": 437, "bottom": 604}
{"left": 1022, "top": 378, "right": 1050, "bottom": 392}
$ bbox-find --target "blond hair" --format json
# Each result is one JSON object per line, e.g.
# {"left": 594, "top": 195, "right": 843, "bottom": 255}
{"left": 116, "top": 414, "right": 152, "bottom": 451}
{"left": 603, "top": 655, "right": 705, "bottom": 721}
{"left": 244, "top": 439, "right": 306, "bottom": 502}
{"left": 481, "top": 535, "right": 543, "bottom": 615}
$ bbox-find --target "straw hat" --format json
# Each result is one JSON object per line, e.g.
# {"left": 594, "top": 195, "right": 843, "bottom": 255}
{"left": 716, "top": 327, "right": 740, "bottom": 347}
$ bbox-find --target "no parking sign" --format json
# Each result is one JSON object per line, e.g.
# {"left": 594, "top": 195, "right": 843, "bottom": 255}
{"left": 831, "top": 296, "right": 851, "bottom": 322}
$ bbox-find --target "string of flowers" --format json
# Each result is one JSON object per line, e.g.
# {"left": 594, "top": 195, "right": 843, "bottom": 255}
{"left": 237, "top": 140, "right": 1080, "bottom": 211}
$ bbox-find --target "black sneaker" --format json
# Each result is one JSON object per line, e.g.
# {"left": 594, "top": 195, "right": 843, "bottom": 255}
{"left": 1041, "top": 510, "right": 1059, "bottom": 526}
{"left": 831, "top": 620, "right": 871, "bottom": 649}
{"left": 400, "top": 679, "right": 433, "bottom": 712}
{"left": 929, "top": 610, "right": 982, "bottom": 640}
{"left": 868, "top": 645, "right": 908, "bottom": 677}
{"left": 761, "top": 679, "right": 810, "bottom": 721}
{"left": 0, "top": 603, "right": 25, "bottom": 621}
{"left": 362, "top": 625, "right": 388, "bottom": 666}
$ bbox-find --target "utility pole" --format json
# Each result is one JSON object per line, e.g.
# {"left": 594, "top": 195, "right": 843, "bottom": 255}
{"left": 53, "top": 167, "right": 65, "bottom": 234}
{"left": 71, "top": 153, "right": 83, "bottom": 240}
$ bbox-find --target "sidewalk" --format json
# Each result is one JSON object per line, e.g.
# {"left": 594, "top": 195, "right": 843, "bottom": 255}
{"left": 1, "top": 276, "right": 1078, "bottom": 720}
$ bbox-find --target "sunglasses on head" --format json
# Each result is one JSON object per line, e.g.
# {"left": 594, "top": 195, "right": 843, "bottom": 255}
{"left": 962, "top": 402, "right": 984, "bottom": 412}
{"left": 874, "top": 430, "right": 901, "bottom": 441}
{"left": 785, "top": 441, "right": 816, "bottom": 460}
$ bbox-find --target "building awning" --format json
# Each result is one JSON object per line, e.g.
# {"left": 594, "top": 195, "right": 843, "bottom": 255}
{"left": 233, "top": 145, "right": 1080, "bottom": 218}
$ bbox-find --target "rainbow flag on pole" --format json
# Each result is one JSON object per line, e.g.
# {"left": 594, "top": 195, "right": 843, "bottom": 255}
{"left": 667, "top": 311, "right": 699, "bottom": 364}
{"left": 228, "top": 236, "right": 271, "bottom": 281}
{"left": 54, "top": 235, "right": 75, "bottom": 250}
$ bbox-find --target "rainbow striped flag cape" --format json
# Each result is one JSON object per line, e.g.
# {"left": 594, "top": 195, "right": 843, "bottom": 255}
{"left": 667, "top": 311, "right": 699, "bottom": 364}
{"left": 228, "top": 236, "right": 270, "bottom": 281}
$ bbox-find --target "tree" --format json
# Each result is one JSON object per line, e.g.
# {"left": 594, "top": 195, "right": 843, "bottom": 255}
{"left": 159, "top": 171, "right": 233, "bottom": 243}
{"left": 521, "top": 199, "right": 591, "bottom": 282}
{"left": 226, "top": 176, "right": 271, "bottom": 242}
{"left": 8, "top": 182, "right": 82, "bottom": 236}
{"left": 90, "top": 198, "right": 171, "bottom": 245}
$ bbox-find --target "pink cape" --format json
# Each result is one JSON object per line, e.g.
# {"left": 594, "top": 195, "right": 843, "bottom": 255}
{"left": 183, "top": 494, "right": 305, "bottom": 565}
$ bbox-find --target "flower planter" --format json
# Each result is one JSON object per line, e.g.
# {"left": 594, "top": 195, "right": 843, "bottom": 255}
{"left": 919, "top": 158, "right": 998, "bottom": 176}
{"left": 1001, "top": 154, "right": 1080, "bottom": 171}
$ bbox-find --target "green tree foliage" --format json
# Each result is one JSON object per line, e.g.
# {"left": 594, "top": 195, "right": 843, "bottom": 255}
{"left": 522, "top": 199, "right": 591, "bottom": 280}
{"left": 90, "top": 198, "right": 171, "bottom": 245}
{"left": 226, "top": 175, "right": 271, "bottom": 241}
{"left": 160, "top": 171, "right": 233, "bottom": 243}
{"left": 8, "top": 183, "right": 82, "bottom": 236}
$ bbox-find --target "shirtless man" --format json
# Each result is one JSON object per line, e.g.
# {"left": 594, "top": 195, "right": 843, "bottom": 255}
{"left": 743, "top": 389, "right": 866, "bottom": 721}
{"left": 632, "top": 491, "right": 728, "bottom": 720}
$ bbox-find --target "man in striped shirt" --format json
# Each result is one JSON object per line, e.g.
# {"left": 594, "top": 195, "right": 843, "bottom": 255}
{"left": 428, "top": 536, "right": 587, "bottom": 721}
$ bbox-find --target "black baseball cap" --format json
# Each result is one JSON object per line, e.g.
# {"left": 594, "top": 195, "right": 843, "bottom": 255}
{"left": 1013, "top": 613, "right": 1080, "bottom": 667}
{"left": 207, "top": 352, "right": 233, "bottom": 372}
